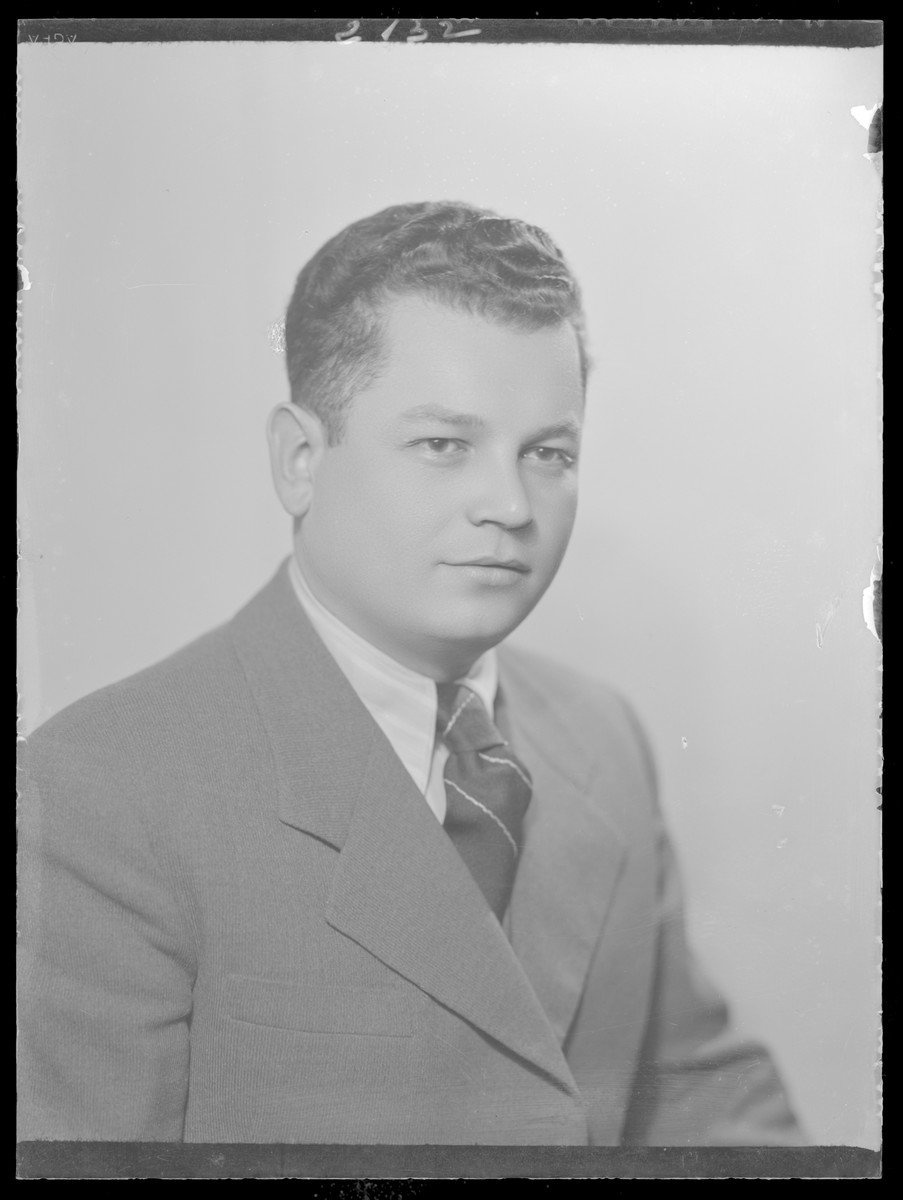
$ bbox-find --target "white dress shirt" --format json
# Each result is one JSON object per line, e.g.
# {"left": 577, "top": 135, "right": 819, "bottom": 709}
{"left": 289, "top": 555, "right": 498, "bottom": 824}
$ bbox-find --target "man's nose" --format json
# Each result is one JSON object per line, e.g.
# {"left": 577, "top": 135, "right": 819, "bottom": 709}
{"left": 466, "top": 456, "right": 533, "bottom": 529}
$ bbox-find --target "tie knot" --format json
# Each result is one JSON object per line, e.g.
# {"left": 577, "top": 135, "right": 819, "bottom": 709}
{"left": 436, "top": 683, "right": 506, "bottom": 754}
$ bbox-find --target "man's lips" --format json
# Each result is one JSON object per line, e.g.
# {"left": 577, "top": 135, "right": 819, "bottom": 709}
{"left": 449, "top": 557, "right": 530, "bottom": 573}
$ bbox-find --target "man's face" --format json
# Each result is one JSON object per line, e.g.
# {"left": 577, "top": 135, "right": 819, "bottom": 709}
{"left": 296, "top": 295, "right": 585, "bottom": 679}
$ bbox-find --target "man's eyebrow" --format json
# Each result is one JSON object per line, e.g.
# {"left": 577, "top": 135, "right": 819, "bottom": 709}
{"left": 529, "top": 418, "right": 582, "bottom": 442}
{"left": 398, "top": 405, "right": 487, "bottom": 429}
{"left": 397, "top": 406, "right": 582, "bottom": 441}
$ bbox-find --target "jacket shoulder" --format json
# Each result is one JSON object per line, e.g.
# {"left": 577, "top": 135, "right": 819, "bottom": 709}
{"left": 500, "top": 641, "right": 631, "bottom": 715}
{"left": 22, "top": 619, "right": 252, "bottom": 784}
{"left": 498, "top": 640, "right": 659, "bottom": 813}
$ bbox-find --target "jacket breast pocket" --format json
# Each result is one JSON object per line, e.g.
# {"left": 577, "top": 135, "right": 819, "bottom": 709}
{"left": 224, "top": 974, "right": 419, "bottom": 1038}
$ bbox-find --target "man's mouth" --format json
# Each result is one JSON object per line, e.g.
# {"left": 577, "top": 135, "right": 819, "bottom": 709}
{"left": 452, "top": 557, "right": 530, "bottom": 573}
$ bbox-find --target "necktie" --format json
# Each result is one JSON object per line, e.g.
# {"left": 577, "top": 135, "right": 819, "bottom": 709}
{"left": 435, "top": 682, "right": 533, "bottom": 921}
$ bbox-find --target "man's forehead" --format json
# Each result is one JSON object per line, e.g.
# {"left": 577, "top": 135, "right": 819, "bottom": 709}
{"left": 376, "top": 293, "right": 584, "bottom": 393}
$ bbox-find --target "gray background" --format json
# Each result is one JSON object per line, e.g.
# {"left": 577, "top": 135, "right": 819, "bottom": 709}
{"left": 18, "top": 40, "right": 882, "bottom": 1146}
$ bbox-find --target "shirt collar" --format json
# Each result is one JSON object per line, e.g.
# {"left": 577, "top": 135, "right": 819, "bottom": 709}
{"left": 288, "top": 555, "right": 498, "bottom": 790}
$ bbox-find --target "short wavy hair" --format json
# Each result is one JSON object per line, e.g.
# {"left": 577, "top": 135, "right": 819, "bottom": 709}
{"left": 283, "top": 201, "right": 588, "bottom": 444}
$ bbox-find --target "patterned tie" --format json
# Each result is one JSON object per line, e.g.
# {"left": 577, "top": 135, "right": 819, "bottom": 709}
{"left": 436, "top": 682, "right": 533, "bottom": 921}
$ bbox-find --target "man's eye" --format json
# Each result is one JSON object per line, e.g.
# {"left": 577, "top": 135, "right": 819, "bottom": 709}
{"left": 419, "top": 438, "right": 463, "bottom": 455}
{"left": 525, "top": 446, "right": 576, "bottom": 467}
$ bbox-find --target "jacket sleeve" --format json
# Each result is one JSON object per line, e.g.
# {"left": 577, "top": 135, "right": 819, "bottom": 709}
{"left": 621, "top": 822, "right": 807, "bottom": 1146}
{"left": 17, "top": 733, "right": 197, "bottom": 1141}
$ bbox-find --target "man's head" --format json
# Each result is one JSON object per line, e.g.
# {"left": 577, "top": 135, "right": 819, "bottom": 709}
{"left": 268, "top": 201, "right": 588, "bottom": 680}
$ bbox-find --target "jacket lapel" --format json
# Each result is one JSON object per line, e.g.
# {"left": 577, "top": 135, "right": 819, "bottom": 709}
{"left": 325, "top": 741, "right": 583, "bottom": 1096}
{"left": 499, "top": 648, "right": 627, "bottom": 1046}
{"left": 228, "top": 563, "right": 583, "bottom": 1098}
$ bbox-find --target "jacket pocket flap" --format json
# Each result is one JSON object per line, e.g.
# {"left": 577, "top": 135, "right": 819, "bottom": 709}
{"left": 225, "top": 975, "right": 418, "bottom": 1036}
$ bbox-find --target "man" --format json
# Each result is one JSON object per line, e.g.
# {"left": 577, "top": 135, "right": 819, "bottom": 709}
{"left": 18, "top": 201, "right": 803, "bottom": 1145}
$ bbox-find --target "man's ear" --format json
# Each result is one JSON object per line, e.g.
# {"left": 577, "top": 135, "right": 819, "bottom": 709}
{"left": 266, "top": 403, "right": 328, "bottom": 518}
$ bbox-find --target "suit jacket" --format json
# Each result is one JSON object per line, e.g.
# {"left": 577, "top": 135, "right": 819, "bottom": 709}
{"left": 18, "top": 563, "right": 802, "bottom": 1145}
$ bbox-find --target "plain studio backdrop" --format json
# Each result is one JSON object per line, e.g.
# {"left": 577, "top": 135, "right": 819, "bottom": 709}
{"left": 18, "top": 39, "right": 881, "bottom": 1148}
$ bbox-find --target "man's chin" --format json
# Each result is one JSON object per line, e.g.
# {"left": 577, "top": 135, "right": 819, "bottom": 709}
{"left": 428, "top": 605, "right": 535, "bottom": 655}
